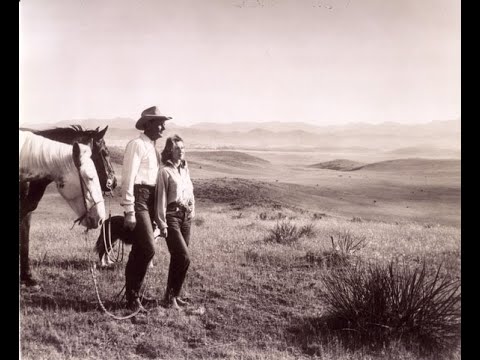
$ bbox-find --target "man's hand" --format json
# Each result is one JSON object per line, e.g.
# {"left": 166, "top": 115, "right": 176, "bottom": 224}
{"left": 124, "top": 212, "right": 136, "bottom": 231}
{"left": 160, "top": 227, "right": 168, "bottom": 238}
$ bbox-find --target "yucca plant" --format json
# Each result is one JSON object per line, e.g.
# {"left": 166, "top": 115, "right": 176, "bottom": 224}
{"left": 320, "top": 260, "right": 461, "bottom": 355}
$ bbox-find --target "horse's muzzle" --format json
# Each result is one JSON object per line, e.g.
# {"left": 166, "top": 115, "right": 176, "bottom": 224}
{"left": 106, "top": 177, "right": 117, "bottom": 191}
{"left": 84, "top": 217, "right": 103, "bottom": 230}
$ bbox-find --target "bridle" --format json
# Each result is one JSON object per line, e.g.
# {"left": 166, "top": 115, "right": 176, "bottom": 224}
{"left": 71, "top": 137, "right": 113, "bottom": 228}
{"left": 92, "top": 139, "right": 116, "bottom": 193}
{"left": 72, "top": 161, "right": 104, "bottom": 229}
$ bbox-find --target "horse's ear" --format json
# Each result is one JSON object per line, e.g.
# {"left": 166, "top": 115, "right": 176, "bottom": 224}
{"left": 95, "top": 126, "right": 108, "bottom": 140}
{"left": 73, "top": 142, "right": 82, "bottom": 168}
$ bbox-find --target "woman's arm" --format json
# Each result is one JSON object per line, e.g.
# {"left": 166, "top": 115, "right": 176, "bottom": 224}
{"left": 187, "top": 166, "right": 195, "bottom": 218}
{"left": 154, "top": 168, "right": 169, "bottom": 230}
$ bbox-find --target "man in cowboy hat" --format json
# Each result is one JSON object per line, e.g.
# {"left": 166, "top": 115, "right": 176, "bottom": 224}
{"left": 121, "top": 105, "right": 172, "bottom": 312}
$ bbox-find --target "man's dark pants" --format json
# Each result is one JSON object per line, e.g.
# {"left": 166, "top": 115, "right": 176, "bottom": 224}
{"left": 165, "top": 208, "right": 192, "bottom": 298}
{"left": 125, "top": 185, "right": 156, "bottom": 304}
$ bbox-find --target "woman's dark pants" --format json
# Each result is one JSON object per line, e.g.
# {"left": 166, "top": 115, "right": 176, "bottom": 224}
{"left": 165, "top": 210, "right": 192, "bottom": 298}
{"left": 125, "top": 185, "right": 156, "bottom": 304}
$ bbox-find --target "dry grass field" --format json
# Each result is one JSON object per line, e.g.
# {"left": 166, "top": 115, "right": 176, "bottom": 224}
{"left": 20, "top": 149, "right": 461, "bottom": 360}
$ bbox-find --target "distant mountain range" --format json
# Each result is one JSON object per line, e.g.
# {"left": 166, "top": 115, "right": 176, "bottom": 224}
{"left": 21, "top": 118, "right": 461, "bottom": 156}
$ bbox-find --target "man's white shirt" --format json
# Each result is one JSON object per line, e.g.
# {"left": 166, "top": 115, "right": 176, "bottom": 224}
{"left": 120, "top": 133, "right": 159, "bottom": 213}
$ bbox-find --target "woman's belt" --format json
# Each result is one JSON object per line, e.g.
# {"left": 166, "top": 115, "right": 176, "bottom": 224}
{"left": 134, "top": 184, "right": 155, "bottom": 190}
{"left": 166, "top": 202, "right": 192, "bottom": 213}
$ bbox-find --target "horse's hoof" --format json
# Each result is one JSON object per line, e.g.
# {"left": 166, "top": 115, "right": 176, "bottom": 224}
{"left": 20, "top": 276, "right": 42, "bottom": 290}
{"left": 98, "top": 261, "right": 116, "bottom": 270}
{"left": 20, "top": 282, "right": 42, "bottom": 292}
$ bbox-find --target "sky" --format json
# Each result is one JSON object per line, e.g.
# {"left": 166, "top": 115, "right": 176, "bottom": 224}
{"left": 19, "top": 0, "right": 460, "bottom": 127}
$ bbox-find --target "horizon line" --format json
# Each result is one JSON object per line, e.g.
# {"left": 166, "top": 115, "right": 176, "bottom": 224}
{"left": 19, "top": 117, "right": 460, "bottom": 129}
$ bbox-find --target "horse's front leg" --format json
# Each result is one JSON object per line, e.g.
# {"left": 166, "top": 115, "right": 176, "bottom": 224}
{"left": 20, "top": 212, "right": 38, "bottom": 287}
{"left": 19, "top": 180, "right": 50, "bottom": 288}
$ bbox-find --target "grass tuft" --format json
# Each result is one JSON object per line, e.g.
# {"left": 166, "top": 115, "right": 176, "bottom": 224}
{"left": 194, "top": 216, "right": 205, "bottom": 226}
{"left": 258, "top": 212, "right": 268, "bottom": 220}
{"left": 265, "top": 221, "right": 317, "bottom": 245}
{"left": 330, "top": 230, "right": 367, "bottom": 255}
{"left": 298, "top": 223, "right": 316, "bottom": 238}
{"left": 312, "top": 213, "right": 326, "bottom": 220}
{"left": 135, "top": 341, "right": 159, "bottom": 359}
{"left": 266, "top": 221, "right": 299, "bottom": 245}
{"left": 265, "top": 221, "right": 299, "bottom": 245}
{"left": 305, "top": 250, "right": 350, "bottom": 269}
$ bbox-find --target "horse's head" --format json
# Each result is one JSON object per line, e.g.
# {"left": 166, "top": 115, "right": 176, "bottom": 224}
{"left": 56, "top": 143, "right": 106, "bottom": 229}
{"left": 33, "top": 126, "right": 118, "bottom": 193}
{"left": 90, "top": 126, "right": 117, "bottom": 192}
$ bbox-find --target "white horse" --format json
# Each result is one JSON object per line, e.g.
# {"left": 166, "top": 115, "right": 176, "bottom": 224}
{"left": 19, "top": 130, "right": 105, "bottom": 229}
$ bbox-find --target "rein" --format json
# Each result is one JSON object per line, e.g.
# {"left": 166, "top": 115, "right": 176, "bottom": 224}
{"left": 90, "top": 263, "right": 144, "bottom": 320}
{"left": 88, "top": 191, "right": 148, "bottom": 320}
{"left": 72, "top": 165, "right": 148, "bottom": 320}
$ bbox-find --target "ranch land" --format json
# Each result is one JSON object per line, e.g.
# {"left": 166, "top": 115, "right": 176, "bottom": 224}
{"left": 20, "top": 149, "right": 461, "bottom": 360}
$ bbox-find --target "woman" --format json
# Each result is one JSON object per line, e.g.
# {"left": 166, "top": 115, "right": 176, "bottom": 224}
{"left": 155, "top": 134, "right": 195, "bottom": 309}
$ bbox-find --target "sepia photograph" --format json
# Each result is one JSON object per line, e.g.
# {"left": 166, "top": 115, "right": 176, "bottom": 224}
{"left": 19, "top": 0, "right": 460, "bottom": 359}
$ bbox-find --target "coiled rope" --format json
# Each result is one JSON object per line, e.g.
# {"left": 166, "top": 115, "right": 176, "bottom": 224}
{"left": 101, "top": 209, "right": 124, "bottom": 265}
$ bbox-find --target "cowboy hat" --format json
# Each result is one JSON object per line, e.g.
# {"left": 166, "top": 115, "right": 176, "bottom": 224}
{"left": 136, "top": 106, "right": 173, "bottom": 130}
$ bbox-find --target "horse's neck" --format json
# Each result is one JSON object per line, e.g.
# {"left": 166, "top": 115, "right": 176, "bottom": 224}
{"left": 19, "top": 131, "right": 76, "bottom": 180}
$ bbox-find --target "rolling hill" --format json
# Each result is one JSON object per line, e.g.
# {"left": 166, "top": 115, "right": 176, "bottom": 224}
{"left": 188, "top": 151, "right": 270, "bottom": 166}
{"left": 385, "top": 146, "right": 461, "bottom": 159}
{"left": 307, "top": 158, "right": 461, "bottom": 174}
{"left": 352, "top": 158, "right": 460, "bottom": 173}
{"left": 187, "top": 151, "right": 272, "bottom": 176}
{"left": 308, "top": 159, "right": 366, "bottom": 171}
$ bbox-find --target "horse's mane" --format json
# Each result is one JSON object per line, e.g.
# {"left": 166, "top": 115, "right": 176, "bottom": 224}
{"left": 33, "top": 126, "right": 100, "bottom": 143}
{"left": 19, "top": 131, "right": 90, "bottom": 179}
